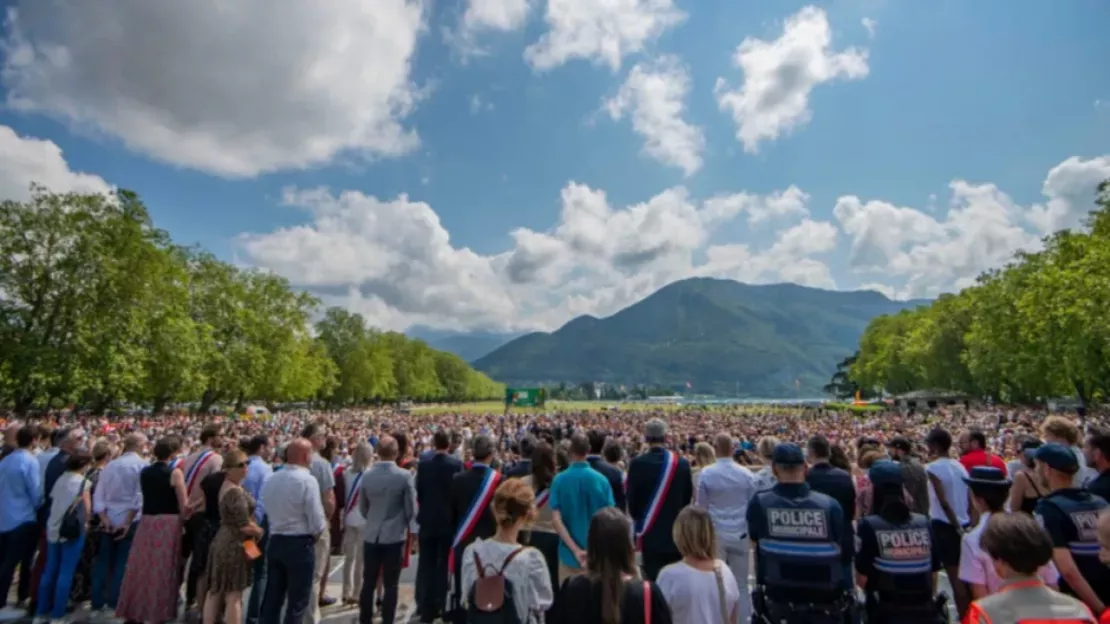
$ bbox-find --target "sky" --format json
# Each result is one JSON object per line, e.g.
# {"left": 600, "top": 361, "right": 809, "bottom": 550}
{"left": 1, "top": 0, "right": 1109, "bottom": 334}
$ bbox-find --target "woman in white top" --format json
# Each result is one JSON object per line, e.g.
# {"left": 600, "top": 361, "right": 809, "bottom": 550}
{"left": 341, "top": 442, "right": 373, "bottom": 605}
{"left": 35, "top": 451, "right": 93, "bottom": 623}
{"left": 657, "top": 506, "right": 741, "bottom": 624}
{"left": 462, "top": 479, "right": 554, "bottom": 623}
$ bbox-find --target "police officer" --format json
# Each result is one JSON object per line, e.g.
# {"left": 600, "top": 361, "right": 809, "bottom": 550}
{"left": 1034, "top": 443, "right": 1109, "bottom": 614}
{"left": 856, "top": 460, "right": 946, "bottom": 623}
{"left": 747, "top": 443, "right": 854, "bottom": 624}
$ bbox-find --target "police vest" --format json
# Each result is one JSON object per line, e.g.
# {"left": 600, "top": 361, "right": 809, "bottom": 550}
{"left": 1039, "top": 490, "right": 1110, "bottom": 603}
{"left": 966, "top": 579, "right": 1095, "bottom": 624}
{"left": 859, "top": 513, "right": 934, "bottom": 605}
{"left": 755, "top": 490, "right": 843, "bottom": 591}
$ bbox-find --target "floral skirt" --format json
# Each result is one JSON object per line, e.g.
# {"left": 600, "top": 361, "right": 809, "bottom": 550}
{"left": 115, "top": 514, "right": 183, "bottom": 624}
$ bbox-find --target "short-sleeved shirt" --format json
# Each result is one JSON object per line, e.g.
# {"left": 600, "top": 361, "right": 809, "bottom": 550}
{"left": 309, "top": 453, "right": 336, "bottom": 495}
{"left": 958, "top": 511, "right": 1058, "bottom": 593}
{"left": 548, "top": 461, "right": 614, "bottom": 568}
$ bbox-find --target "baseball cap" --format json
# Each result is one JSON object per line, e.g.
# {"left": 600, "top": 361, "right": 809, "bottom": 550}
{"left": 886, "top": 436, "right": 912, "bottom": 453}
{"left": 1034, "top": 443, "right": 1079, "bottom": 474}
{"left": 771, "top": 442, "right": 805, "bottom": 466}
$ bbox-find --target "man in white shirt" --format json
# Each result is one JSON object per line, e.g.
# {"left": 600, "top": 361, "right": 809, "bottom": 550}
{"left": 90, "top": 434, "right": 146, "bottom": 617}
{"left": 696, "top": 433, "right": 756, "bottom": 624}
{"left": 925, "top": 428, "right": 974, "bottom": 617}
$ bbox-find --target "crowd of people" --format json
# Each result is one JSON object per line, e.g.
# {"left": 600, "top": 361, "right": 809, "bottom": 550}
{"left": 0, "top": 403, "right": 1108, "bottom": 624}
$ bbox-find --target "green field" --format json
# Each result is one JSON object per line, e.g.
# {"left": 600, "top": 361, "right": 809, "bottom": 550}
{"left": 409, "top": 400, "right": 878, "bottom": 415}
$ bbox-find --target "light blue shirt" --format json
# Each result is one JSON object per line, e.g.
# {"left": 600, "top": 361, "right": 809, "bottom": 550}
{"left": 549, "top": 460, "right": 615, "bottom": 568}
{"left": 0, "top": 449, "right": 42, "bottom": 531}
{"left": 696, "top": 458, "right": 757, "bottom": 542}
{"left": 261, "top": 465, "right": 326, "bottom": 537}
{"left": 244, "top": 455, "right": 273, "bottom": 523}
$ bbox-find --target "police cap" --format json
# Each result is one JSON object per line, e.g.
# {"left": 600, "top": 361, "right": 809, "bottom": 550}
{"left": 868, "top": 460, "right": 903, "bottom": 487}
{"left": 771, "top": 442, "right": 805, "bottom": 466}
{"left": 1033, "top": 443, "right": 1078, "bottom": 474}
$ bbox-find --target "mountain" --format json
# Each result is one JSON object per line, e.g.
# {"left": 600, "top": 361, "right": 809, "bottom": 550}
{"left": 405, "top": 326, "right": 522, "bottom": 363}
{"left": 472, "top": 278, "right": 928, "bottom": 397}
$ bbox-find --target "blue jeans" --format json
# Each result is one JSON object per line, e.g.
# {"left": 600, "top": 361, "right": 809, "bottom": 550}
{"left": 37, "top": 535, "right": 86, "bottom": 619}
{"left": 261, "top": 535, "right": 315, "bottom": 624}
{"left": 245, "top": 517, "right": 269, "bottom": 624}
{"left": 91, "top": 524, "right": 136, "bottom": 610}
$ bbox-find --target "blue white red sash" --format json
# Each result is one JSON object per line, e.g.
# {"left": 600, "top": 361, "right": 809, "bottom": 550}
{"left": 535, "top": 488, "right": 549, "bottom": 509}
{"left": 448, "top": 467, "right": 501, "bottom": 573}
{"left": 635, "top": 450, "right": 678, "bottom": 551}
{"left": 169, "top": 458, "right": 182, "bottom": 471}
{"left": 185, "top": 450, "right": 214, "bottom": 495}
{"left": 345, "top": 471, "right": 364, "bottom": 515}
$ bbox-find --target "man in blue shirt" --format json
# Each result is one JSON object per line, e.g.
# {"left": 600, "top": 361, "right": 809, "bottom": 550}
{"left": 0, "top": 426, "right": 42, "bottom": 619}
{"left": 549, "top": 432, "right": 615, "bottom": 583}
{"left": 242, "top": 435, "right": 273, "bottom": 624}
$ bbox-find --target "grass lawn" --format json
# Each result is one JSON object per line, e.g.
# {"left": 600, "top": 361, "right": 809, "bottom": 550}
{"left": 410, "top": 400, "right": 614, "bottom": 414}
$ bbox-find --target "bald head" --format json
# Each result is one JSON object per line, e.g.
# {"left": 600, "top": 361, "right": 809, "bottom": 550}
{"left": 285, "top": 438, "right": 313, "bottom": 467}
{"left": 377, "top": 435, "right": 398, "bottom": 461}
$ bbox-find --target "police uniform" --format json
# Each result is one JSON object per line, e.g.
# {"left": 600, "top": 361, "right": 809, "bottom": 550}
{"left": 747, "top": 443, "right": 855, "bottom": 624}
{"left": 1033, "top": 443, "right": 1110, "bottom": 608}
{"left": 858, "top": 460, "right": 950, "bottom": 623}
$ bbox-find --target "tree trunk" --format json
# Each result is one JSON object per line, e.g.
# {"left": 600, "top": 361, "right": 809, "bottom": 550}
{"left": 198, "top": 388, "right": 218, "bottom": 415}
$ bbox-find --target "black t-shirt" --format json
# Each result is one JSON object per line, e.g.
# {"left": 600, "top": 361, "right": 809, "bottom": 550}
{"left": 555, "top": 575, "right": 672, "bottom": 624}
{"left": 201, "top": 471, "right": 227, "bottom": 525}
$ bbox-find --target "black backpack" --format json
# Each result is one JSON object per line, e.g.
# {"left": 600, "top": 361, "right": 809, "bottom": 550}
{"left": 467, "top": 547, "right": 526, "bottom": 624}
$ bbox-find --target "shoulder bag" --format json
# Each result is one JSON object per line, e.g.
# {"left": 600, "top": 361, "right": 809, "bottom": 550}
{"left": 59, "top": 474, "right": 89, "bottom": 541}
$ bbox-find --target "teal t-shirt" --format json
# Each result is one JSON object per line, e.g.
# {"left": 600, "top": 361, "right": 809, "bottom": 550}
{"left": 548, "top": 461, "right": 615, "bottom": 568}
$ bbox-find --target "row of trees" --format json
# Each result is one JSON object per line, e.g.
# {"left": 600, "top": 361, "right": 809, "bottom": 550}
{"left": 0, "top": 187, "right": 504, "bottom": 414}
{"left": 850, "top": 180, "right": 1110, "bottom": 405}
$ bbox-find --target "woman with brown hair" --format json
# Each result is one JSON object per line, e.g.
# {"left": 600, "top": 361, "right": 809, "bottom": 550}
{"left": 461, "top": 479, "right": 554, "bottom": 623}
{"left": 522, "top": 441, "right": 560, "bottom": 600}
{"left": 556, "top": 508, "right": 673, "bottom": 624}
{"left": 202, "top": 448, "right": 264, "bottom": 624}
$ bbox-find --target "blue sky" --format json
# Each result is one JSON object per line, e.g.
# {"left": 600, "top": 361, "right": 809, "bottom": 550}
{"left": 1, "top": 0, "right": 1108, "bottom": 332}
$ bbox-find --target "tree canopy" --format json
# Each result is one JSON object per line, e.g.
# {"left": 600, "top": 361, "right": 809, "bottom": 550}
{"left": 0, "top": 186, "right": 504, "bottom": 414}
{"left": 849, "top": 180, "right": 1110, "bottom": 405}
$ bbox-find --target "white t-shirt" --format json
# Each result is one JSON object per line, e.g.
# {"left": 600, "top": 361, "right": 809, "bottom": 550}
{"left": 656, "top": 560, "right": 741, "bottom": 624}
{"left": 460, "top": 539, "right": 553, "bottom": 624}
{"left": 926, "top": 458, "right": 971, "bottom": 526}
{"left": 958, "top": 511, "right": 1059, "bottom": 593}
{"left": 47, "top": 471, "right": 89, "bottom": 543}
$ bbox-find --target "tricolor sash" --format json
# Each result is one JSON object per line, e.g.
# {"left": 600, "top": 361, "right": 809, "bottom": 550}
{"left": 345, "top": 471, "right": 364, "bottom": 516}
{"left": 169, "top": 457, "right": 182, "bottom": 471}
{"left": 448, "top": 468, "right": 501, "bottom": 572}
{"left": 185, "top": 450, "right": 215, "bottom": 495}
{"left": 535, "top": 488, "right": 550, "bottom": 509}
{"left": 635, "top": 450, "right": 678, "bottom": 551}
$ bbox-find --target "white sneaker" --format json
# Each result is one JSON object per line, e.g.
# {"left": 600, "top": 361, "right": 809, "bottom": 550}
{"left": 0, "top": 606, "right": 27, "bottom": 621}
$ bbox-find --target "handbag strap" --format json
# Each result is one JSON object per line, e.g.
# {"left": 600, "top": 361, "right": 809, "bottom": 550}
{"left": 66, "top": 473, "right": 90, "bottom": 513}
{"left": 713, "top": 563, "right": 729, "bottom": 624}
{"left": 643, "top": 580, "right": 651, "bottom": 624}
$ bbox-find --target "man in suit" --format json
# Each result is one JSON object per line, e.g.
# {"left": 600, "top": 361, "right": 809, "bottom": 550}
{"left": 627, "top": 419, "right": 693, "bottom": 581}
{"left": 448, "top": 434, "right": 499, "bottom": 622}
{"left": 586, "top": 429, "right": 626, "bottom": 511}
{"left": 503, "top": 435, "right": 535, "bottom": 478}
{"left": 358, "top": 435, "right": 416, "bottom": 624}
{"left": 415, "top": 429, "right": 463, "bottom": 624}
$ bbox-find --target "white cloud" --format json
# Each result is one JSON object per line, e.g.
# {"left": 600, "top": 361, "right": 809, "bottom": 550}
{"left": 238, "top": 181, "right": 828, "bottom": 332}
{"left": 524, "top": 0, "right": 686, "bottom": 72}
{"left": 834, "top": 155, "right": 1110, "bottom": 299}
{"left": 861, "top": 17, "right": 877, "bottom": 38}
{"left": 603, "top": 56, "right": 704, "bottom": 176}
{"left": 0, "top": 124, "right": 111, "bottom": 201}
{"left": 469, "top": 94, "right": 495, "bottom": 114}
{"left": 715, "top": 6, "right": 870, "bottom": 153}
{"left": 1, "top": 1, "right": 424, "bottom": 178}
{"left": 463, "top": 0, "right": 531, "bottom": 31}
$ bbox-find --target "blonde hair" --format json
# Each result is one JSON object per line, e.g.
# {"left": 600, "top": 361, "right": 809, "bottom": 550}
{"left": 223, "top": 449, "right": 247, "bottom": 469}
{"left": 758, "top": 436, "right": 780, "bottom": 460}
{"left": 1041, "top": 416, "right": 1080, "bottom": 446}
{"left": 694, "top": 442, "right": 715, "bottom": 467}
{"left": 672, "top": 506, "right": 717, "bottom": 560}
{"left": 352, "top": 442, "right": 373, "bottom": 471}
{"left": 491, "top": 478, "right": 535, "bottom": 528}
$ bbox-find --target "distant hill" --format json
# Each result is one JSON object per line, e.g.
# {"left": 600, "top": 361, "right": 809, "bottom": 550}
{"left": 406, "top": 326, "right": 522, "bottom": 363}
{"left": 472, "top": 278, "right": 928, "bottom": 397}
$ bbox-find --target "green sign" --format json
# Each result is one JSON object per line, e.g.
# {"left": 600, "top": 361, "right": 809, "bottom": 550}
{"left": 505, "top": 387, "right": 546, "bottom": 407}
